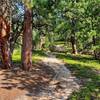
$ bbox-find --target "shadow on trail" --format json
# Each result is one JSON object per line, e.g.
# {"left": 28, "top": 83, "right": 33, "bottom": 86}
{"left": 0, "top": 62, "right": 55, "bottom": 98}
{"left": 55, "top": 52, "right": 100, "bottom": 99}
{"left": 55, "top": 52, "right": 100, "bottom": 81}
{"left": 66, "top": 63, "right": 100, "bottom": 100}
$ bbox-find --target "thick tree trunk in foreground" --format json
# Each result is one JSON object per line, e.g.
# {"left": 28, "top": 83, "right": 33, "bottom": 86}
{"left": 70, "top": 35, "right": 77, "bottom": 54}
{"left": 22, "top": 7, "right": 32, "bottom": 71}
{"left": 0, "top": 17, "right": 11, "bottom": 69}
{"left": 0, "top": 0, "right": 12, "bottom": 68}
{"left": 0, "top": 39, "right": 12, "bottom": 69}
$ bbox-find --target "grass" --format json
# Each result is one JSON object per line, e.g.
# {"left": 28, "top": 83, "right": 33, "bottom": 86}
{"left": 56, "top": 53, "right": 100, "bottom": 100}
{"left": 12, "top": 49, "right": 46, "bottom": 63}
{"left": 12, "top": 50, "right": 100, "bottom": 99}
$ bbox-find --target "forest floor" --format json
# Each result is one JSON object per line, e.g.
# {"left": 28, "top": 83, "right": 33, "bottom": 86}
{"left": 0, "top": 52, "right": 80, "bottom": 100}
{"left": 0, "top": 51, "right": 100, "bottom": 100}
{"left": 55, "top": 53, "right": 100, "bottom": 100}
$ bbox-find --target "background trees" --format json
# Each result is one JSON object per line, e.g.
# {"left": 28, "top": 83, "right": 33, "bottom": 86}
{"left": 0, "top": 0, "right": 99, "bottom": 69}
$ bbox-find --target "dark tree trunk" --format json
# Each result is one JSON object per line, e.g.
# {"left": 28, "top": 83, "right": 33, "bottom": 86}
{"left": 70, "top": 17, "right": 77, "bottom": 54}
{"left": 0, "top": 16, "right": 12, "bottom": 69}
{"left": 92, "top": 36, "right": 97, "bottom": 59}
{"left": 70, "top": 35, "right": 77, "bottom": 54}
{"left": 21, "top": 7, "right": 32, "bottom": 71}
{"left": 0, "top": 0, "right": 12, "bottom": 69}
{"left": 0, "top": 39, "right": 12, "bottom": 69}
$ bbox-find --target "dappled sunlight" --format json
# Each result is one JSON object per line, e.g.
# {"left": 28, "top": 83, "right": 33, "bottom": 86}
{"left": 12, "top": 50, "right": 46, "bottom": 63}
{"left": 56, "top": 53, "right": 100, "bottom": 70}
{"left": 64, "top": 59, "right": 100, "bottom": 70}
{"left": 56, "top": 53, "right": 100, "bottom": 99}
{"left": 0, "top": 53, "right": 81, "bottom": 100}
{"left": 0, "top": 62, "right": 55, "bottom": 100}
{"left": 12, "top": 50, "right": 21, "bottom": 62}
{"left": 0, "top": 0, "right": 99, "bottom": 99}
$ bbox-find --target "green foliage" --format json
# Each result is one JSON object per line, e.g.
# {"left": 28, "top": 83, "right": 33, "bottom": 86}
{"left": 13, "top": 0, "right": 99, "bottom": 53}
{"left": 13, "top": 0, "right": 100, "bottom": 53}
{"left": 11, "top": 0, "right": 100, "bottom": 98}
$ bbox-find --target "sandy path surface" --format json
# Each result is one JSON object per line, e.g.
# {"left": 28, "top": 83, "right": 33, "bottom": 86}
{"left": 0, "top": 54, "right": 80, "bottom": 100}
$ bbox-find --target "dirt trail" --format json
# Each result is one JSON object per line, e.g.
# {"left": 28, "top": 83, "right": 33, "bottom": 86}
{"left": 0, "top": 53, "right": 80, "bottom": 100}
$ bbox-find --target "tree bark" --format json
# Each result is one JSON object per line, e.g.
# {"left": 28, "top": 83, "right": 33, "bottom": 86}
{"left": 0, "top": 16, "right": 12, "bottom": 69}
{"left": 0, "top": 39, "right": 12, "bottom": 69}
{"left": 70, "top": 35, "right": 77, "bottom": 54}
{"left": 92, "top": 36, "right": 97, "bottom": 59}
{"left": 21, "top": 7, "right": 32, "bottom": 71}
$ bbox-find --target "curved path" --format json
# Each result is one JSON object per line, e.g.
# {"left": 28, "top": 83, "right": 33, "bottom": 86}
{"left": 0, "top": 53, "right": 80, "bottom": 100}
{"left": 38, "top": 53, "right": 80, "bottom": 100}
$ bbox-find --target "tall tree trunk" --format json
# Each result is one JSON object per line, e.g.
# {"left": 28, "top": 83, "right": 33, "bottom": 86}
{"left": 21, "top": 7, "right": 32, "bottom": 71}
{"left": 92, "top": 36, "right": 97, "bottom": 59}
{"left": 70, "top": 35, "right": 77, "bottom": 54}
{"left": 70, "top": 17, "right": 77, "bottom": 54}
{"left": 0, "top": 39, "right": 12, "bottom": 69}
{"left": 0, "top": 0, "right": 12, "bottom": 68}
{"left": 0, "top": 16, "right": 12, "bottom": 69}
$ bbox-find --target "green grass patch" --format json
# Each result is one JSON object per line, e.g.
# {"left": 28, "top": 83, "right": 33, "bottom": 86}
{"left": 12, "top": 50, "right": 100, "bottom": 99}
{"left": 12, "top": 49, "right": 46, "bottom": 63}
{"left": 56, "top": 53, "right": 100, "bottom": 100}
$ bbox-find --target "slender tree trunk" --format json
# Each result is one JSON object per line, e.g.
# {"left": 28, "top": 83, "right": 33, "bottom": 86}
{"left": 72, "top": 43, "right": 77, "bottom": 54}
{"left": 92, "top": 36, "right": 97, "bottom": 59}
{"left": 70, "top": 17, "right": 77, "bottom": 54}
{"left": 70, "top": 35, "right": 77, "bottom": 54}
{"left": 21, "top": 7, "right": 32, "bottom": 71}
